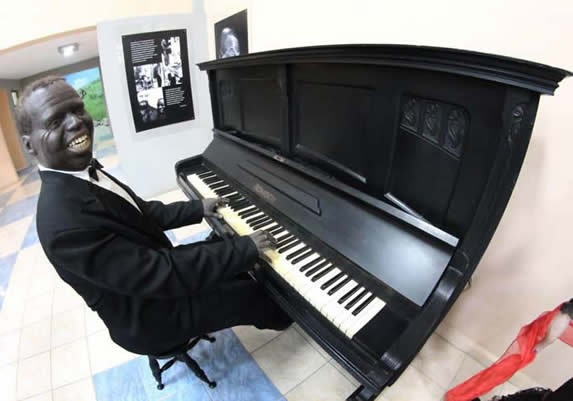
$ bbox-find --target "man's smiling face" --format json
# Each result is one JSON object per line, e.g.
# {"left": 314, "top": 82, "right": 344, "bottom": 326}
{"left": 22, "top": 80, "right": 94, "bottom": 171}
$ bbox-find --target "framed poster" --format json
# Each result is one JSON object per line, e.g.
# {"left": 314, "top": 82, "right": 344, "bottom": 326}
{"left": 122, "top": 29, "right": 194, "bottom": 133}
{"left": 215, "top": 9, "right": 248, "bottom": 59}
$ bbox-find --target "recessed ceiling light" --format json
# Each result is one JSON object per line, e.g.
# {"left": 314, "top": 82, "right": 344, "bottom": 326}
{"left": 57, "top": 43, "right": 79, "bottom": 57}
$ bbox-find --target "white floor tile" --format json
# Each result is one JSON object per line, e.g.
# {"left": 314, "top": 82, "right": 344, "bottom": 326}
{"left": 52, "top": 378, "right": 96, "bottom": 401}
{"left": 22, "top": 392, "right": 53, "bottom": 401}
{"left": 0, "top": 329, "right": 21, "bottom": 366}
{"left": 22, "top": 291, "right": 53, "bottom": 326}
{"left": 87, "top": 330, "right": 138, "bottom": 374}
{"left": 329, "top": 359, "right": 360, "bottom": 387}
{"left": 51, "top": 338, "right": 91, "bottom": 389}
{"left": 0, "top": 302, "right": 25, "bottom": 335}
{"left": 51, "top": 307, "right": 85, "bottom": 348}
{"left": 286, "top": 362, "right": 356, "bottom": 401}
{"left": 171, "top": 221, "right": 211, "bottom": 242}
{"left": 232, "top": 325, "right": 282, "bottom": 352}
{"left": 19, "top": 317, "right": 51, "bottom": 360}
{"left": 252, "top": 327, "right": 327, "bottom": 394}
{"left": 292, "top": 323, "right": 332, "bottom": 361}
{"left": 411, "top": 333, "right": 465, "bottom": 388}
{"left": 448, "top": 355, "right": 510, "bottom": 401}
{"left": 381, "top": 365, "right": 444, "bottom": 401}
{"left": 0, "top": 362, "right": 17, "bottom": 401}
{"left": 99, "top": 155, "right": 118, "bottom": 169}
{"left": 0, "top": 216, "right": 33, "bottom": 258}
{"left": 84, "top": 307, "right": 107, "bottom": 336}
{"left": 16, "top": 351, "right": 51, "bottom": 400}
{"left": 52, "top": 283, "right": 84, "bottom": 315}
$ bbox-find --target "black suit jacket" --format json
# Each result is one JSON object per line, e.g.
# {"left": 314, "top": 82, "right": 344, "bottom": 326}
{"left": 37, "top": 170, "right": 258, "bottom": 355}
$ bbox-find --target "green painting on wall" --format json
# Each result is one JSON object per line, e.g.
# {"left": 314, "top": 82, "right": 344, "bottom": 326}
{"left": 65, "top": 67, "right": 108, "bottom": 123}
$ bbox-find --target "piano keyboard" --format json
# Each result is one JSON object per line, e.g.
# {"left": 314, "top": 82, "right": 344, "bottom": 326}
{"left": 187, "top": 168, "right": 386, "bottom": 339}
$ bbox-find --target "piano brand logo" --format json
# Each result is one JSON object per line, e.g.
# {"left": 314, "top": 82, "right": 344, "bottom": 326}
{"left": 253, "top": 183, "right": 276, "bottom": 203}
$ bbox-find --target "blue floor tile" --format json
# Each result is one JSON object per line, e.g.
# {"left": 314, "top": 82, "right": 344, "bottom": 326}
{"left": 0, "top": 190, "right": 14, "bottom": 209}
{"left": 21, "top": 170, "right": 41, "bottom": 185}
{"left": 189, "top": 330, "right": 283, "bottom": 401}
{"left": 0, "top": 195, "right": 39, "bottom": 227}
{"left": 178, "top": 230, "right": 213, "bottom": 246}
{"left": 0, "top": 252, "right": 18, "bottom": 311}
{"left": 92, "top": 330, "right": 282, "bottom": 401}
{"left": 21, "top": 216, "right": 39, "bottom": 249}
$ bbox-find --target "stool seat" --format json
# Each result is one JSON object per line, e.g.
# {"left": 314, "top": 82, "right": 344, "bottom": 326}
{"left": 147, "top": 334, "right": 217, "bottom": 390}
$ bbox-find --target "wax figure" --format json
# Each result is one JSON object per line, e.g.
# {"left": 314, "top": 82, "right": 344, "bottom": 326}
{"left": 18, "top": 76, "right": 291, "bottom": 355}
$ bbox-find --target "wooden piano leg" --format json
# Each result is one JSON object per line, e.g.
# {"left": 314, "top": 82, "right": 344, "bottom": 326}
{"left": 346, "top": 385, "right": 377, "bottom": 401}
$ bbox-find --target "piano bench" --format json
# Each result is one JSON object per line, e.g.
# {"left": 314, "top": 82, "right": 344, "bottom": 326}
{"left": 147, "top": 334, "right": 217, "bottom": 390}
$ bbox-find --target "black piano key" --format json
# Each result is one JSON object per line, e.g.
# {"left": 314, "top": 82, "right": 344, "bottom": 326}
{"left": 203, "top": 176, "right": 221, "bottom": 184}
{"left": 251, "top": 218, "right": 273, "bottom": 230}
{"left": 230, "top": 201, "right": 250, "bottom": 211}
{"left": 352, "top": 294, "right": 375, "bottom": 316}
{"left": 269, "top": 226, "right": 285, "bottom": 236}
{"left": 276, "top": 235, "right": 296, "bottom": 249}
{"left": 305, "top": 260, "right": 330, "bottom": 276}
{"left": 274, "top": 233, "right": 292, "bottom": 244}
{"left": 286, "top": 246, "right": 310, "bottom": 261}
{"left": 328, "top": 277, "right": 351, "bottom": 295}
{"left": 278, "top": 240, "right": 301, "bottom": 254}
{"left": 228, "top": 197, "right": 247, "bottom": 206}
{"left": 198, "top": 171, "right": 215, "bottom": 178}
{"left": 299, "top": 256, "right": 322, "bottom": 273}
{"left": 226, "top": 193, "right": 243, "bottom": 202}
{"left": 321, "top": 272, "right": 345, "bottom": 290}
{"left": 311, "top": 265, "right": 335, "bottom": 282}
{"left": 338, "top": 284, "right": 360, "bottom": 304}
{"left": 209, "top": 183, "right": 228, "bottom": 191}
{"left": 345, "top": 289, "right": 367, "bottom": 310}
{"left": 215, "top": 187, "right": 235, "bottom": 196}
{"left": 246, "top": 213, "right": 267, "bottom": 225}
{"left": 263, "top": 223, "right": 280, "bottom": 233}
{"left": 240, "top": 208, "right": 261, "bottom": 218}
{"left": 291, "top": 249, "right": 314, "bottom": 264}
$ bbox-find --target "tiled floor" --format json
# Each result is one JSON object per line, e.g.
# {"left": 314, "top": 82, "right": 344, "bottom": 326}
{"left": 0, "top": 126, "right": 526, "bottom": 401}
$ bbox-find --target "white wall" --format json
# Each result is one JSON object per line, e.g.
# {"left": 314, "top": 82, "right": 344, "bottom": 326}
{"left": 0, "top": 0, "right": 193, "bottom": 50}
{"left": 97, "top": 11, "right": 213, "bottom": 198}
{"left": 204, "top": 0, "right": 573, "bottom": 388}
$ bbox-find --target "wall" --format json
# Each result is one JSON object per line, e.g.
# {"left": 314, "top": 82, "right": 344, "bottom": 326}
{"left": 0, "top": 0, "right": 193, "bottom": 50}
{"left": 204, "top": 0, "right": 573, "bottom": 388}
{"left": 0, "top": 90, "right": 25, "bottom": 170}
{"left": 0, "top": 124, "right": 18, "bottom": 190}
{"left": 97, "top": 10, "right": 213, "bottom": 198}
{"left": 20, "top": 57, "right": 100, "bottom": 88}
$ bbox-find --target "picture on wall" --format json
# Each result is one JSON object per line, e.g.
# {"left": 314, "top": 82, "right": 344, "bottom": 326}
{"left": 215, "top": 9, "right": 248, "bottom": 59}
{"left": 65, "top": 67, "right": 108, "bottom": 124}
{"left": 122, "top": 29, "right": 194, "bottom": 133}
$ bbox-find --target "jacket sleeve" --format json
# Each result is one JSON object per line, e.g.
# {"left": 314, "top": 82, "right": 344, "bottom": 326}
{"left": 137, "top": 198, "right": 204, "bottom": 230}
{"left": 49, "top": 227, "right": 258, "bottom": 298}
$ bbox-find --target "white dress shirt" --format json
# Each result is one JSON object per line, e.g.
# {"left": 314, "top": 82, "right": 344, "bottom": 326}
{"left": 38, "top": 164, "right": 142, "bottom": 213}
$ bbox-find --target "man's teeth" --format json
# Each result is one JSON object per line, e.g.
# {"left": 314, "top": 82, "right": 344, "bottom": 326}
{"left": 67, "top": 135, "right": 90, "bottom": 150}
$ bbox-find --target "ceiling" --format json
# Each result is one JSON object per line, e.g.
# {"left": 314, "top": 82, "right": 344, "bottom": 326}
{"left": 0, "top": 29, "right": 99, "bottom": 81}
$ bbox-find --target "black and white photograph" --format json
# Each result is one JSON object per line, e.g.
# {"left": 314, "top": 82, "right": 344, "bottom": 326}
{"left": 122, "top": 29, "right": 194, "bottom": 132}
{"left": 215, "top": 9, "right": 248, "bottom": 59}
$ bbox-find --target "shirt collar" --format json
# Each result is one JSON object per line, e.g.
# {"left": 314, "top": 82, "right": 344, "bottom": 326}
{"left": 38, "top": 164, "right": 91, "bottom": 181}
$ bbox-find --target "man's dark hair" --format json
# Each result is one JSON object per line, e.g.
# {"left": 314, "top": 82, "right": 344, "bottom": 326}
{"left": 15, "top": 75, "right": 66, "bottom": 136}
{"left": 561, "top": 298, "right": 573, "bottom": 319}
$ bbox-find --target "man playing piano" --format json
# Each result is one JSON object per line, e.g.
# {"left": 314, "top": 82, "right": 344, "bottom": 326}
{"left": 17, "top": 76, "right": 292, "bottom": 356}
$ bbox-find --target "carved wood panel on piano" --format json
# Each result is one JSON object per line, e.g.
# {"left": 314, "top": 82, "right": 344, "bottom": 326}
{"left": 176, "top": 45, "right": 571, "bottom": 401}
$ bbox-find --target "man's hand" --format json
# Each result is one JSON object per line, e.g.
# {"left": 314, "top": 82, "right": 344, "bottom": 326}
{"left": 248, "top": 230, "right": 277, "bottom": 255}
{"left": 202, "top": 197, "right": 228, "bottom": 219}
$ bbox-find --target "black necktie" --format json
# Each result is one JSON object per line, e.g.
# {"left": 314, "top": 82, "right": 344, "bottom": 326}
{"left": 88, "top": 159, "right": 104, "bottom": 182}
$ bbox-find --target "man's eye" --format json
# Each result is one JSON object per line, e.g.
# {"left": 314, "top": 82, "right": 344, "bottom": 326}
{"left": 48, "top": 119, "right": 61, "bottom": 129}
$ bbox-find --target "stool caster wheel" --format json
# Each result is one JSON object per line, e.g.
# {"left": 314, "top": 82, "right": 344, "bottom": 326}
{"left": 208, "top": 381, "right": 217, "bottom": 388}
{"left": 157, "top": 384, "right": 164, "bottom": 390}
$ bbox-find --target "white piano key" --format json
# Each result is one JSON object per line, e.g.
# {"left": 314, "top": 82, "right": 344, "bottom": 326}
{"left": 344, "top": 298, "right": 386, "bottom": 338}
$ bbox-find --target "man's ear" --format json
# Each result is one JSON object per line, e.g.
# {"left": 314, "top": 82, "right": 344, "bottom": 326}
{"left": 21, "top": 135, "right": 37, "bottom": 156}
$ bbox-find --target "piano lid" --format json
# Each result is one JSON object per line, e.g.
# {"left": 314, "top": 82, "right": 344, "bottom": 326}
{"left": 196, "top": 44, "right": 569, "bottom": 303}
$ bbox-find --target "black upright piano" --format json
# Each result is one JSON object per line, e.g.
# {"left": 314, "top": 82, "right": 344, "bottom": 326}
{"left": 175, "top": 45, "right": 570, "bottom": 400}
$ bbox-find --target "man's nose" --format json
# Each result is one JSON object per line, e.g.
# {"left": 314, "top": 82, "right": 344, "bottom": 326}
{"left": 65, "top": 113, "right": 83, "bottom": 131}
